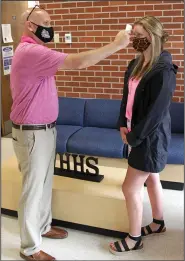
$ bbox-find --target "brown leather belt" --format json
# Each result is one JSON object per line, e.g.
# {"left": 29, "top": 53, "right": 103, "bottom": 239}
{"left": 12, "top": 121, "right": 56, "bottom": 131}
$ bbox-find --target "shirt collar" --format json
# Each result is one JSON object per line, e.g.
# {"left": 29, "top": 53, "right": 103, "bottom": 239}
{"left": 21, "top": 36, "right": 37, "bottom": 44}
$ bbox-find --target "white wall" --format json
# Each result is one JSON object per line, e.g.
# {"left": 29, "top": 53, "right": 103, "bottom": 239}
{"left": 28, "top": 1, "right": 39, "bottom": 8}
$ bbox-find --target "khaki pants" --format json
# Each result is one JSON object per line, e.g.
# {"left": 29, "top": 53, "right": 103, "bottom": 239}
{"left": 12, "top": 127, "right": 56, "bottom": 256}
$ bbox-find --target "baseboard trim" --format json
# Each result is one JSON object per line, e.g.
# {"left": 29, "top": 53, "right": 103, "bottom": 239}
{"left": 144, "top": 180, "right": 184, "bottom": 191}
{"left": 51, "top": 219, "right": 128, "bottom": 238}
{"left": 162, "top": 180, "right": 184, "bottom": 190}
{"left": 2, "top": 208, "right": 18, "bottom": 217}
{"left": 1, "top": 208, "right": 128, "bottom": 238}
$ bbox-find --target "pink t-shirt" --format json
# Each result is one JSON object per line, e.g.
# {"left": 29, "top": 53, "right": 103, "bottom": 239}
{"left": 10, "top": 36, "right": 68, "bottom": 124}
{"left": 126, "top": 78, "right": 140, "bottom": 122}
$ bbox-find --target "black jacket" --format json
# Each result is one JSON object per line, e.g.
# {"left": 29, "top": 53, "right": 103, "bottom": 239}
{"left": 118, "top": 51, "right": 178, "bottom": 173}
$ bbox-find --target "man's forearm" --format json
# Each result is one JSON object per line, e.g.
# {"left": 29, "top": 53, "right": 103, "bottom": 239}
{"left": 62, "top": 42, "right": 121, "bottom": 70}
{"left": 74, "top": 42, "right": 121, "bottom": 69}
{"left": 60, "top": 30, "right": 130, "bottom": 70}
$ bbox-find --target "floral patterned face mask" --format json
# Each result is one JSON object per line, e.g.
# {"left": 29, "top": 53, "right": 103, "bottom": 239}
{"left": 132, "top": 37, "right": 151, "bottom": 52}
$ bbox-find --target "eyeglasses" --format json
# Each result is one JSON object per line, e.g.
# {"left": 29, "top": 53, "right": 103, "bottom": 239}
{"left": 27, "top": 5, "right": 44, "bottom": 21}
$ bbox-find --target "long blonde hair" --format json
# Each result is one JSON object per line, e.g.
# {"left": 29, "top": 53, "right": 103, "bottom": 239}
{"left": 131, "top": 16, "right": 169, "bottom": 79}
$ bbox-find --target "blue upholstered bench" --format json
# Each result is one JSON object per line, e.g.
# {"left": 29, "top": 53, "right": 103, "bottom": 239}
{"left": 1, "top": 97, "right": 184, "bottom": 238}
{"left": 55, "top": 97, "right": 184, "bottom": 190}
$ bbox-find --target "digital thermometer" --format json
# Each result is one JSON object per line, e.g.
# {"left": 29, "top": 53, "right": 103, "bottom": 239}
{"left": 125, "top": 24, "right": 132, "bottom": 32}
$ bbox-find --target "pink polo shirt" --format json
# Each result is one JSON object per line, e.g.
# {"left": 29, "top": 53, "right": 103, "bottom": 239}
{"left": 126, "top": 78, "right": 140, "bottom": 123}
{"left": 10, "top": 36, "right": 68, "bottom": 124}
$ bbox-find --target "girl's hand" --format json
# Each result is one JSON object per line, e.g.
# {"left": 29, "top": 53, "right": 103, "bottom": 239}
{"left": 120, "top": 127, "right": 128, "bottom": 144}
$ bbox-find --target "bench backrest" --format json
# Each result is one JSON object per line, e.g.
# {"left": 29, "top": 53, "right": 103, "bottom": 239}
{"left": 57, "top": 97, "right": 85, "bottom": 126}
{"left": 57, "top": 97, "right": 184, "bottom": 133}
{"left": 170, "top": 102, "right": 184, "bottom": 133}
{"left": 84, "top": 99, "right": 121, "bottom": 129}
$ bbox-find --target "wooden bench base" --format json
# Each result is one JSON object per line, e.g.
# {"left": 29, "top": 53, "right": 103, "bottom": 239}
{"left": 2, "top": 156, "right": 184, "bottom": 234}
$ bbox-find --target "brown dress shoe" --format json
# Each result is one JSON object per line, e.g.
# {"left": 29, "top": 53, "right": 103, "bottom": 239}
{"left": 42, "top": 226, "right": 68, "bottom": 239}
{"left": 20, "top": 251, "right": 56, "bottom": 260}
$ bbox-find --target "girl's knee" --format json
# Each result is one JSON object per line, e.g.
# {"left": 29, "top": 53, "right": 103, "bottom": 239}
{"left": 122, "top": 182, "right": 133, "bottom": 197}
{"left": 122, "top": 182, "right": 144, "bottom": 199}
{"left": 146, "top": 174, "right": 160, "bottom": 188}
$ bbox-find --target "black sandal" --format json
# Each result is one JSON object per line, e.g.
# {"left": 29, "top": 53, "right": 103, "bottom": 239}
{"left": 109, "top": 235, "right": 143, "bottom": 256}
{"left": 141, "top": 218, "right": 166, "bottom": 237}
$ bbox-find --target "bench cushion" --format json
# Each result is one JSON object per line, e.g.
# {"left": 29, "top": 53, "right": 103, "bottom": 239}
{"left": 170, "top": 102, "right": 184, "bottom": 133}
{"left": 57, "top": 97, "right": 85, "bottom": 126}
{"left": 56, "top": 125, "right": 82, "bottom": 154}
{"left": 84, "top": 99, "right": 121, "bottom": 129}
{"left": 167, "top": 133, "right": 184, "bottom": 164}
{"left": 67, "top": 127, "right": 127, "bottom": 158}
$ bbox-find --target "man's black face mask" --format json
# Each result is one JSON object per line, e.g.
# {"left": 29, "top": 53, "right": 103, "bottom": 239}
{"left": 31, "top": 22, "right": 54, "bottom": 43}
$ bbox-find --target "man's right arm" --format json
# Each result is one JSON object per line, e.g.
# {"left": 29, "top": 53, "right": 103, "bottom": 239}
{"left": 60, "top": 30, "right": 130, "bottom": 70}
{"left": 32, "top": 30, "right": 130, "bottom": 78}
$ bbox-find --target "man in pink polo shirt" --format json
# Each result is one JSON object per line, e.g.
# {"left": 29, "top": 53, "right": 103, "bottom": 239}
{"left": 10, "top": 6, "right": 130, "bottom": 261}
